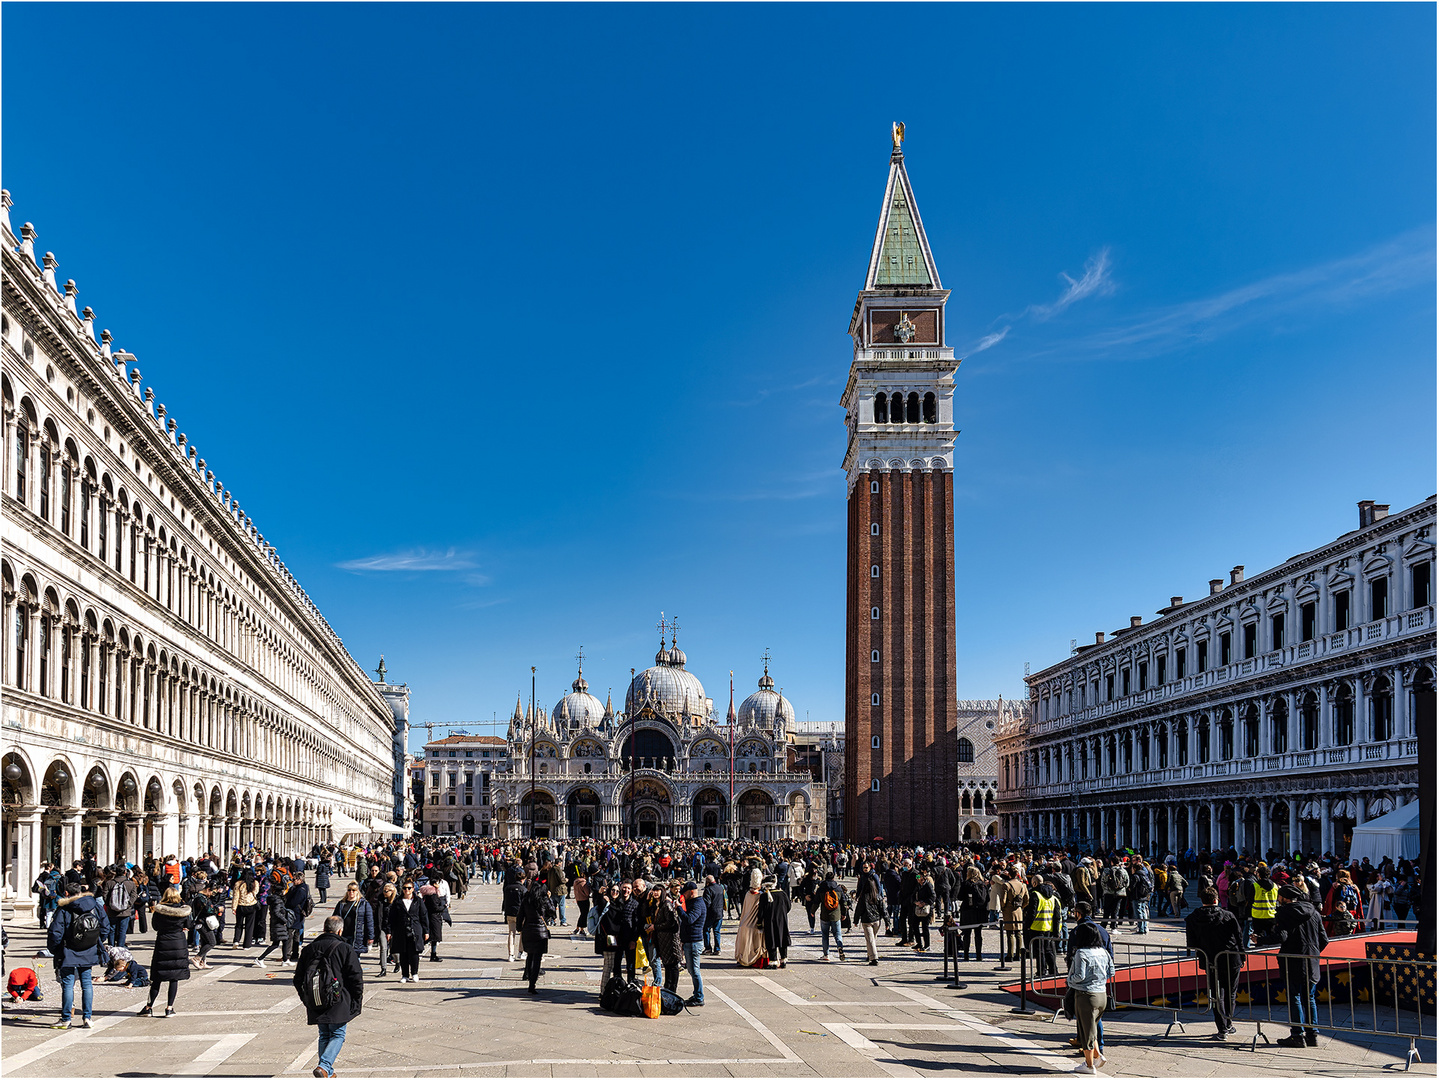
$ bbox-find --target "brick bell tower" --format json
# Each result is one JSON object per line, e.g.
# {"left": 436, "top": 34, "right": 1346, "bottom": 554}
{"left": 842, "top": 123, "right": 959, "bottom": 846}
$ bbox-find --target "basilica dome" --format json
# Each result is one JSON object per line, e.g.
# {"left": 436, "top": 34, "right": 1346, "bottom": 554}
{"left": 737, "top": 666, "right": 795, "bottom": 733}
{"left": 626, "top": 641, "right": 710, "bottom": 719}
{"left": 553, "top": 670, "right": 607, "bottom": 729}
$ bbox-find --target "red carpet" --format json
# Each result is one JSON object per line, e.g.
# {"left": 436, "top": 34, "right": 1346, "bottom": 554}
{"left": 1002, "top": 931, "right": 1417, "bottom": 1008}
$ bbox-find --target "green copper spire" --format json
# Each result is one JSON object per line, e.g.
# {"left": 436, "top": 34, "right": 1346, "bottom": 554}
{"left": 874, "top": 179, "right": 933, "bottom": 286}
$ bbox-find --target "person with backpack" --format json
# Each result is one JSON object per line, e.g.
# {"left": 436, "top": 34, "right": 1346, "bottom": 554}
{"left": 140, "top": 886, "right": 192, "bottom": 1018}
{"left": 286, "top": 872, "right": 314, "bottom": 963}
{"left": 817, "top": 870, "right": 849, "bottom": 961}
{"left": 1100, "top": 857, "right": 1129, "bottom": 931}
{"left": 104, "top": 867, "right": 137, "bottom": 948}
{"left": 293, "top": 914, "right": 364, "bottom": 1079}
{"left": 1129, "top": 857, "right": 1153, "bottom": 934}
{"left": 1166, "top": 868, "right": 1188, "bottom": 917}
{"left": 46, "top": 882, "right": 110, "bottom": 1029}
{"left": 32, "top": 862, "right": 62, "bottom": 929}
{"left": 253, "top": 881, "right": 294, "bottom": 968}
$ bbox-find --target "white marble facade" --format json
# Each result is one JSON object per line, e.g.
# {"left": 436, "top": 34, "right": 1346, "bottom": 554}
{"left": 1, "top": 192, "right": 399, "bottom": 910}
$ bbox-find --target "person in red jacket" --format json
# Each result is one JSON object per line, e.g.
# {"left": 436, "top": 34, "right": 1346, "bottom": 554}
{"left": 7, "top": 967, "right": 43, "bottom": 1001}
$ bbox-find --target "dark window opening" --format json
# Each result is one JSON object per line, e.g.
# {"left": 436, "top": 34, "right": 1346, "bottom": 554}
{"left": 1138, "top": 662, "right": 1148, "bottom": 692}
{"left": 1197, "top": 639, "right": 1208, "bottom": 672}
{"left": 1243, "top": 623, "right": 1257, "bottom": 660}
{"left": 1105, "top": 674, "right": 1114, "bottom": 700}
{"left": 1121, "top": 668, "right": 1131, "bottom": 696}
{"left": 1270, "top": 612, "right": 1285, "bottom": 651}
{"left": 922, "top": 392, "right": 937, "bottom": 423}
{"left": 1371, "top": 576, "right": 1389, "bottom": 620}
{"left": 1300, "top": 601, "right": 1316, "bottom": 641}
{"left": 1244, "top": 708, "right": 1260, "bottom": 757}
{"left": 1334, "top": 590, "right": 1350, "bottom": 632}
{"left": 905, "top": 392, "right": 920, "bottom": 423}
{"left": 1175, "top": 647, "right": 1186, "bottom": 679}
{"left": 873, "top": 392, "right": 888, "bottom": 424}
{"left": 1412, "top": 562, "right": 1432, "bottom": 608}
{"left": 1156, "top": 655, "right": 1166, "bottom": 685}
{"left": 958, "top": 737, "right": 974, "bottom": 763}
{"left": 1219, "top": 631, "right": 1231, "bottom": 666}
{"left": 890, "top": 392, "right": 903, "bottom": 425}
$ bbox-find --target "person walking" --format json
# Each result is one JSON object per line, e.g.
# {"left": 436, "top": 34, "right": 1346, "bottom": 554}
{"left": 573, "top": 874, "right": 590, "bottom": 939}
{"left": 372, "top": 882, "right": 397, "bottom": 978}
{"left": 420, "top": 877, "right": 449, "bottom": 963}
{"left": 1185, "top": 886, "right": 1244, "bottom": 1039}
{"left": 855, "top": 862, "right": 887, "bottom": 966}
{"left": 286, "top": 872, "right": 314, "bottom": 963}
{"left": 314, "top": 859, "right": 332, "bottom": 906}
{"left": 502, "top": 870, "right": 525, "bottom": 963}
{"left": 294, "top": 915, "right": 365, "bottom": 1079}
{"left": 1067, "top": 920, "right": 1116, "bottom": 1071}
{"left": 518, "top": 878, "right": 555, "bottom": 994}
{"left": 232, "top": 870, "right": 260, "bottom": 949}
{"left": 139, "top": 886, "right": 192, "bottom": 1018}
{"left": 253, "top": 882, "right": 294, "bottom": 968}
{"left": 817, "top": 871, "right": 849, "bottom": 962}
{"left": 333, "top": 881, "right": 375, "bottom": 955}
{"left": 389, "top": 880, "right": 428, "bottom": 983}
{"left": 46, "top": 883, "right": 110, "bottom": 1029}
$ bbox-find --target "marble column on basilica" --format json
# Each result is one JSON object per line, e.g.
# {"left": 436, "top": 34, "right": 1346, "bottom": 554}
{"left": 1320, "top": 797, "right": 1334, "bottom": 854}
{"left": 1288, "top": 801, "right": 1300, "bottom": 856}
{"left": 1208, "top": 800, "right": 1221, "bottom": 851}
{"left": 150, "top": 813, "right": 174, "bottom": 861}
{"left": 1233, "top": 799, "right": 1244, "bottom": 853}
{"left": 92, "top": 810, "right": 115, "bottom": 867}
{"left": 60, "top": 809, "right": 83, "bottom": 867}
{"left": 1259, "top": 799, "right": 1271, "bottom": 858}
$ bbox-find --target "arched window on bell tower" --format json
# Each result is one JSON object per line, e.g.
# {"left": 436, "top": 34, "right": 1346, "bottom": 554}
{"left": 873, "top": 392, "right": 888, "bottom": 423}
{"left": 906, "top": 393, "right": 920, "bottom": 423}
{"left": 890, "top": 392, "right": 903, "bottom": 425}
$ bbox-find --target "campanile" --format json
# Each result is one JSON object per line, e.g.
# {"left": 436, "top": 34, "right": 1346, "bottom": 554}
{"left": 842, "top": 124, "right": 959, "bottom": 846}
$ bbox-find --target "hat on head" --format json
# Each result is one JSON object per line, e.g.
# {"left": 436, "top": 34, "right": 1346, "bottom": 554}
{"left": 1278, "top": 885, "right": 1305, "bottom": 901}
{"left": 682, "top": 881, "right": 698, "bottom": 892}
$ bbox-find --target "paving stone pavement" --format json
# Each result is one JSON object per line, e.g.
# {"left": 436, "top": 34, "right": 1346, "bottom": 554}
{"left": 1, "top": 882, "right": 1426, "bottom": 1077}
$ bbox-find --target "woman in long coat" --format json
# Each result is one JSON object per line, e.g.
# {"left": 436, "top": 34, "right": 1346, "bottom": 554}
{"left": 734, "top": 869, "right": 766, "bottom": 967}
{"left": 388, "top": 880, "right": 429, "bottom": 982}
{"left": 519, "top": 881, "right": 555, "bottom": 994}
{"left": 420, "top": 879, "right": 449, "bottom": 962}
{"left": 140, "top": 887, "right": 192, "bottom": 1017}
{"left": 758, "top": 876, "right": 792, "bottom": 968}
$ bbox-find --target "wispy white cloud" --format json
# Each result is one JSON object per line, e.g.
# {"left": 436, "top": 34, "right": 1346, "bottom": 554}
{"left": 338, "top": 548, "right": 480, "bottom": 573}
{"left": 1027, "top": 248, "right": 1116, "bottom": 321}
{"left": 969, "top": 326, "right": 1011, "bottom": 354}
{"left": 1051, "top": 227, "right": 1434, "bottom": 362}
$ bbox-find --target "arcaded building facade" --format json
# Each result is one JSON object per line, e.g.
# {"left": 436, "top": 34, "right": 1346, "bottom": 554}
{"left": 996, "top": 498, "right": 1434, "bottom": 859}
{"left": 843, "top": 126, "right": 960, "bottom": 846}
{"left": 1, "top": 192, "right": 400, "bottom": 909}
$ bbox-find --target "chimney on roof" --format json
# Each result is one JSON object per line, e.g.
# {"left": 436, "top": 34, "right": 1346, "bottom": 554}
{"left": 1129, "top": 616, "right": 1142, "bottom": 629}
{"left": 1171, "top": 596, "right": 1184, "bottom": 607}
{"left": 1095, "top": 632, "right": 1105, "bottom": 645}
{"left": 1358, "top": 501, "right": 1390, "bottom": 528}
{"left": 1209, "top": 579, "right": 1224, "bottom": 596}
{"left": 1230, "top": 566, "right": 1245, "bottom": 586}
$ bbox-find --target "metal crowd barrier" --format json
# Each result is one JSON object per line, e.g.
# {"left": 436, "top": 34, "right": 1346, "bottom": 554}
{"left": 1201, "top": 947, "right": 1435, "bottom": 1069}
{"left": 1008, "top": 933, "right": 1436, "bottom": 1070}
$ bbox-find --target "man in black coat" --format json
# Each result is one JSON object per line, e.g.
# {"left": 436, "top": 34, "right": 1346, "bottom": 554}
{"left": 287, "top": 873, "right": 313, "bottom": 962}
{"left": 610, "top": 881, "right": 642, "bottom": 982}
{"left": 702, "top": 875, "right": 726, "bottom": 955}
{"left": 1185, "top": 886, "right": 1245, "bottom": 1038}
{"left": 294, "top": 915, "right": 364, "bottom": 1079}
{"left": 1258, "top": 886, "right": 1329, "bottom": 1048}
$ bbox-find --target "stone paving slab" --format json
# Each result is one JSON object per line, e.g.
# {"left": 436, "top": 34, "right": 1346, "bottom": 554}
{"left": 2, "top": 882, "right": 1426, "bottom": 1078}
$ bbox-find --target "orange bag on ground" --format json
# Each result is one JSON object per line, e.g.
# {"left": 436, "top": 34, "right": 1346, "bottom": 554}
{"left": 640, "top": 982, "right": 662, "bottom": 1019}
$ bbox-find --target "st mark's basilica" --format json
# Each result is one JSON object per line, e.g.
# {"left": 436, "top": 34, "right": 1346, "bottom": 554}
{"left": 490, "top": 622, "right": 827, "bottom": 843}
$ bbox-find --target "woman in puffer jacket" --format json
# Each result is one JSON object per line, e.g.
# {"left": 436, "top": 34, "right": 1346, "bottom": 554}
{"left": 140, "top": 887, "right": 192, "bottom": 1018}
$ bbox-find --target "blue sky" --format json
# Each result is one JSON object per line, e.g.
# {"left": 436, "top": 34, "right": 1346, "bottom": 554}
{"left": 4, "top": 4, "right": 1433, "bottom": 747}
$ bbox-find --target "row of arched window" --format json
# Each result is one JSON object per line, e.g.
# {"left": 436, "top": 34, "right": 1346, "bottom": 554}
{"left": 1003, "top": 671, "right": 1427, "bottom": 790}
{"left": 873, "top": 391, "right": 938, "bottom": 425}
{"left": 0, "top": 557, "right": 373, "bottom": 791}
{"left": 2, "top": 375, "right": 374, "bottom": 744}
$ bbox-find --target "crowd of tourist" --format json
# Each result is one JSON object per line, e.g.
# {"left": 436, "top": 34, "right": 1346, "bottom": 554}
{"left": 4, "top": 833, "right": 1423, "bottom": 1074}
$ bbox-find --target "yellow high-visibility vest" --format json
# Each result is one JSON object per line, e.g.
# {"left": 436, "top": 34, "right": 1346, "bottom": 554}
{"left": 1251, "top": 881, "right": 1278, "bottom": 920}
{"left": 1029, "top": 892, "right": 1057, "bottom": 933}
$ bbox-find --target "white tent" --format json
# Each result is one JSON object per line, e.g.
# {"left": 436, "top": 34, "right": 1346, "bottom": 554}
{"left": 1348, "top": 800, "right": 1421, "bottom": 865}
{"left": 331, "top": 809, "right": 373, "bottom": 840}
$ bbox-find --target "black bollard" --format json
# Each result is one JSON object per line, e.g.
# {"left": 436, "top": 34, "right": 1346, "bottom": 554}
{"left": 1011, "top": 946, "right": 1033, "bottom": 1014}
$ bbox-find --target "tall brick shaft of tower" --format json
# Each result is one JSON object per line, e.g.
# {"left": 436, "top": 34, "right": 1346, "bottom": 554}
{"left": 841, "top": 124, "right": 960, "bottom": 846}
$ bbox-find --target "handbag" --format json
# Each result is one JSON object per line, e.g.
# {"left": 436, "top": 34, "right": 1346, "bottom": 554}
{"left": 914, "top": 902, "right": 932, "bottom": 918}
{"left": 640, "top": 982, "right": 662, "bottom": 1019}
{"left": 204, "top": 915, "right": 220, "bottom": 932}
{"left": 634, "top": 939, "right": 649, "bottom": 971}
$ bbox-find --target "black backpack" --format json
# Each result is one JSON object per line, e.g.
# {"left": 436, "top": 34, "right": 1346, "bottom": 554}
{"left": 67, "top": 906, "right": 104, "bottom": 951}
{"left": 305, "top": 946, "right": 345, "bottom": 1011}
{"left": 600, "top": 976, "right": 645, "bottom": 1016}
{"left": 1050, "top": 874, "right": 1076, "bottom": 908}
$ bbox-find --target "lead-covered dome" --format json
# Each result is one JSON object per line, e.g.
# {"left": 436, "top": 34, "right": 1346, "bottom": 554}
{"left": 738, "top": 665, "right": 795, "bottom": 732}
{"left": 627, "top": 639, "right": 709, "bottom": 717}
{"left": 553, "top": 669, "right": 606, "bottom": 729}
